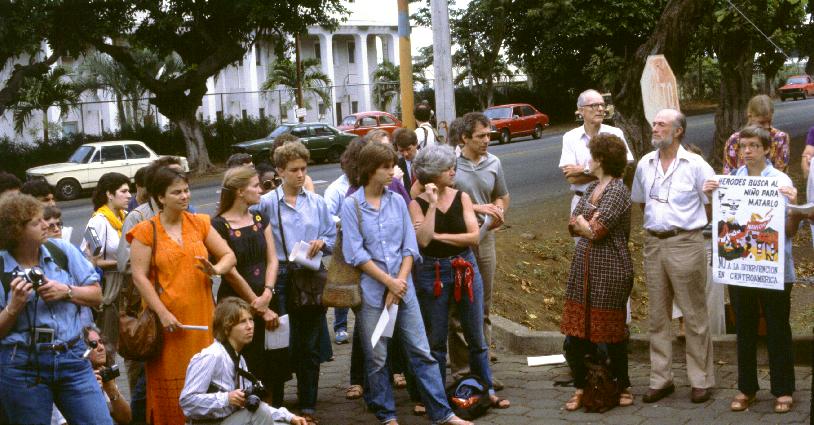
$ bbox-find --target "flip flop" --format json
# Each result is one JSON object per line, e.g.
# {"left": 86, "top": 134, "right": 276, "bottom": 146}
{"left": 730, "top": 393, "right": 755, "bottom": 411}
{"left": 774, "top": 396, "right": 793, "bottom": 414}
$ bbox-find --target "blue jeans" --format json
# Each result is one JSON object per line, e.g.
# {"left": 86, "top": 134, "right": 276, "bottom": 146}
{"left": 415, "top": 250, "right": 492, "bottom": 390}
{"left": 280, "top": 267, "right": 325, "bottom": 413}
{"left": 334, "top": 307, "right": 348, "bottom": 332}
{"left": 0, "top": 341, "right": 113, "bottom": 424}
{"left": 358, "top": 291, "right": 453, "bottom": 424}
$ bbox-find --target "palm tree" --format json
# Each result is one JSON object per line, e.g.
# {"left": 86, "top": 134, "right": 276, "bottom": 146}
{"left": 371, "top": 60, "right": 429, "bottom": 112}
{"left": 11, "top": 66, "right": 79, "bottom": 143}
{"left": 261, "top": 57, "right": 331, "bottom": 113}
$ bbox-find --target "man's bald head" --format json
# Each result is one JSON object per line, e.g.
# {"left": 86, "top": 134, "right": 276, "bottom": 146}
{"left": 576, "top": 89, "right": 603, "bottom": 108}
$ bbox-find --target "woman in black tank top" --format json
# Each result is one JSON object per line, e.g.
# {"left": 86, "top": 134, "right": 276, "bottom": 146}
{"left": 408, "top": 145, "right": 511, "bottom": 411}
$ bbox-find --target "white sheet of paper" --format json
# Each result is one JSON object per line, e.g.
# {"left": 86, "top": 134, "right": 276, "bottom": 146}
{"left": 264, "top": 314, "right": 290, "bottom": 350}
{"left": 788, "top": 202, "right": 814, "bottom": 215}
{"left": 289, "top": 240, "right": 323, "bottom": 271}
{"left": 179, "top": 324, "right": 208, "bottom": 331}
{"left": 479, "top": 215, "right": 493, "bottom": 241}
{"left": 526, "top": 354, "right": 566, "bottom": 367}
{"left": 370, "top": 304, "right": 398, "bottom": 349}
{"left": 60, "top": 227, "right": 73, "bottom": 242}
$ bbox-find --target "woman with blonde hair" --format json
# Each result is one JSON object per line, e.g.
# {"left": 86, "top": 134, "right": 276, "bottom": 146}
{"left": 722, "top": 94, "right": 790, "bottom": 174}
{"left": 212, "top": 166, "right": 289, "bottom": 407}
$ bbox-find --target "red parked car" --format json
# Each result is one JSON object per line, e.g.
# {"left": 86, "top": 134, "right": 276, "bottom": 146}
{"left": 484, "top": 103, "right": 549, "bottom": 144}
{"left": 778, "top": 75, "right": 814, "bottom": 101}
{"left": 337, "top": 111, "right": 402, "bottom": 137}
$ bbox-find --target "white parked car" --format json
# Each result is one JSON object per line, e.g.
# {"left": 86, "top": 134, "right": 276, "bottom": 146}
{"left": 26, "top": 140, "right": 189, "bottom": 200}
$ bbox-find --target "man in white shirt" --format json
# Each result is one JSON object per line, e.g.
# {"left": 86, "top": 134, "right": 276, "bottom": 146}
{"left": 414, "top": 103, "right": 438, "bottom": 149}
{"left": 180, "top": 298, "right": 306, "bottom": 425}
{"left": 559, "top": 89, "right": 634, "bottom": 212}
{"left": 631, "top": 108, "right": 716, "bottom": 404}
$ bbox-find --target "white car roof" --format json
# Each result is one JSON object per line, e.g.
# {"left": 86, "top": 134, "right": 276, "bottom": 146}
{"left": 81, "top": 140, "right": 147, "bottom": 147}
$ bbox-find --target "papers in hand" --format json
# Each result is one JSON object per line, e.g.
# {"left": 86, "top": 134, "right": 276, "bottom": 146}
{"left": 526, "top": 354, "right": 566, "bottom": 367}
{"left": 288, "top": 240, "right": 323, "bottom": 271}
{"left": 370, "top": 304, "right": 398, "bottom": 349}
{"left": 479, "top": 215, "right": 493, "bottom": 241}
{"left": 788, "top": 202, "right": 814, "bottom": 215}
{"left": 264, "top": 314, "right": 290, "bottom": 350}
{"left": 61, "top": 227, "right": 73, "bottom": 243}
{"left": 179, "top": 324, "right": 208, "bottom": 331}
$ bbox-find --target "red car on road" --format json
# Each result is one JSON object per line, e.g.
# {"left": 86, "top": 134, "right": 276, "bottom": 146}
{"left": 338, "top": 111, "right": 402, "bottom": 137}
{"left": 779, "top": 75, "right": 814, "bottom": 101}
{"left": 484, "top": 103, "right": 549, "bottom": 144}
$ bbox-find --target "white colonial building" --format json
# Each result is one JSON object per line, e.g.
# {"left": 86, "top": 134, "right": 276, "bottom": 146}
{"left": 0, "top": 0, "right": 403, "bottom": 144}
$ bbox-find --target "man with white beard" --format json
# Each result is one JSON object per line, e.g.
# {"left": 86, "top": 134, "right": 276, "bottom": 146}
{"left": 631, "top": 108, "right": 716, "bottom": 404}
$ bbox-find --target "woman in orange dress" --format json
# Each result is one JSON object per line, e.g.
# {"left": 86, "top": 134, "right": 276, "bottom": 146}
{"left": 128, "top": 167, "right": 236, "bottom": 425}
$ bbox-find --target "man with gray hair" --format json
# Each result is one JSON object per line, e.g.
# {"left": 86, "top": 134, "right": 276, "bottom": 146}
{"left": 631, "top": 108, "right": 716, "bottom": 404}
{"left": 559, "top": 89, "right": 634, "bottom": 212}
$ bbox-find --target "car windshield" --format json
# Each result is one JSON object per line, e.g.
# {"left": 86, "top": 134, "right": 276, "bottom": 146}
{"left": 787, "top": 77, "right": 808, "bottom": 85}
{"left": 484, "top": 107, "right": 512, "bottom": 119}
{"left": 341, "top": 116, "right": 357, "bottom": 126}
{"left": 67, "top": 145, "right": 95, "bottom": 163}
{"left": 269, "top": 125, "right": 294, "bottom": 138}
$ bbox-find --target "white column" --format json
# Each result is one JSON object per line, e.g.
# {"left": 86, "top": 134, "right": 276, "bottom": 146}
{"left": 206, "top": 77, "right": 218, "bottom": 122}
{"left": 355, "top": 33, "right": 371, "bottom": 112}
{"left": 247, "top": 44, "right": 260, "bottom": 117}
{"left": 318, "top": 32, "right": 337, "bottom": 125}
{"left": 387, "top": 33, "right": 398, "bottom": 65}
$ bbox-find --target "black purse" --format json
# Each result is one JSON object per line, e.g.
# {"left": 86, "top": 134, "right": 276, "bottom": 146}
{"left": 276, "top": 191, "right": 327, "bottom": 313}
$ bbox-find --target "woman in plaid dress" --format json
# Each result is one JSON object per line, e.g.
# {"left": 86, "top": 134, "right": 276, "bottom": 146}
{"left": 560, "top": 134, "right": 634, "bottom": 411}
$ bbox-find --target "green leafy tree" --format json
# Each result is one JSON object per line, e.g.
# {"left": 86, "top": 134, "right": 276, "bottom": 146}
{"left": 371, "top": 60, "right": 428, "bottom": 112}
{"left": 261, "top": 57, "right": 331, "bottom": 112}
{"left": 10, "top": 66, "right": 79, "bottom": 143}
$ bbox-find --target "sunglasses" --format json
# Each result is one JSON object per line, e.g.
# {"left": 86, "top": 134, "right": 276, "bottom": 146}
{"left": 262, "top": 177, "right": 282, "bottom": 191}
{"left": 47, "top": 221, "right": 64, "bottom": 231}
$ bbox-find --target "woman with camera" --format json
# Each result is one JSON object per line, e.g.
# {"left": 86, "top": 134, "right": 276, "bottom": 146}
{"left": 0, "top": 193, "right": 112, "bottom": 424}
{"left": 254, "top": 141, "right": 335, "bottom": 424}
{"left": 128, "top": 167, "right": 236, "bottom": 425}
{"left": 181, "top": 297, "right": 307, "bottom": 425}
{"left": 82, "top": 324, "right": 132, "bottom": 424}
{"left": 80, "top": 172, "right": 132, "bottom": 352}
{"left": 212, "top": 166, "right": 291, "bottom": 408}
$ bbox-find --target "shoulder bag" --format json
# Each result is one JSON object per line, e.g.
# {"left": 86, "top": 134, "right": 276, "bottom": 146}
{"left": 323, "top": 198, "right": 362, "bottom": 308}
{"left": 118, "top": 220, "right": 164, "bottom": 361}
{"left": 277, "top": 192, "right": 327, "bottom": 313}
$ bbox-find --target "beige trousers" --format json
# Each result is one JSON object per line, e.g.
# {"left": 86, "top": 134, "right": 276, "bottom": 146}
{"left": 644, "top": 229, "right": 715, "bottom": 390}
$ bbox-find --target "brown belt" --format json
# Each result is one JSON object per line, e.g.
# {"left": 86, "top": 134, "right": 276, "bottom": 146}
{"left": 646, "top": 228, "right": 686, "bottom": 239}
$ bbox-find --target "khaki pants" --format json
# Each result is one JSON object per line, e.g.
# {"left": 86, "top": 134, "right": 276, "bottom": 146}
{"left": 449, "top": 231, "right": 496, "bottom": 377}
{"left": 644, "top": 229, "right": 715, "bottom": 389}
{"left": 187, "top": 403, "right": 289, "bottom": 425}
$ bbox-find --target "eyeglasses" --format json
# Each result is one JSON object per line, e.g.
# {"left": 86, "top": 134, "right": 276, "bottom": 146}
{"left": 648, "top": 166, "right": 675, "bottom": 204}
{"left": 47, "top": 221, "right": 63, "bottom": 231}
{"left": 582, "top": 103, "right": 606, "bottom": 111}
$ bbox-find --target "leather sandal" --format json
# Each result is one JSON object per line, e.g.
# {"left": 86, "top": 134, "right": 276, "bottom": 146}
{"left": 619, "top": 389, "right": 634, "bottom": 407}
{"left": 490, "top": 395, "right": 511, "bottom": 409}
{"left": 345, "top": 384, "right": 363, "bottom": 400}
{"left": 393, "top": 373, "right": 407, "bottom": 389}
{"left": 441, "top": 416, "right": 473, "bottom": 425}
{"left": 412, "top": 403, "right": 426, "bottom": 416}
{"left": 730, "top": 393, "right": 755, "bottom": 411}
{"left": 774, "top": 396, "right": 793, "bottom": 413}
{"left": 565, "top": 390, "right": 583, "bottom": 411}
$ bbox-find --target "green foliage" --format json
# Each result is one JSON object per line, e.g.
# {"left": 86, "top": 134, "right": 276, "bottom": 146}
{"left": 680, "top": 56, "right": 722, "bottom": 101}
{"left": 9, "top": 66, "right": 80, "bottom": 143}
{"left": 261, "top": 57, "right": 332, "bottom": 111}
{"left": 371, "top": 60, "right": 428, "bottom": 112}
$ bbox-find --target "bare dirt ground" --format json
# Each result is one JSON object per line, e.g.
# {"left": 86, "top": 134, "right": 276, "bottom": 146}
{"left": 492, "top": 173, "right": 814, "bottom": 336}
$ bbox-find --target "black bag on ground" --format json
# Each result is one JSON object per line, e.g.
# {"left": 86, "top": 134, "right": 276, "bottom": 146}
{"left": 582, "top": 345, "right": 620, "bottom": 413}
{"left": 446, "top": 374, "right": 492, "bottom": 420}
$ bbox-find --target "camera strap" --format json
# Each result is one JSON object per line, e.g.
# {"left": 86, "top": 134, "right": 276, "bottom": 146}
{"left": 222, "top": 340, "right": 251, "bottom": 389}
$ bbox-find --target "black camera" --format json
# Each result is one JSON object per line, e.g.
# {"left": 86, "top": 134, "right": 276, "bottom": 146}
{"left": 13, "top": 267, "right": 45, "bottom": 290}
{"left": 243, "top": 381, "right": 267, "bottom": 412}
{"left": 262, "top": 176, "right": 282, "bottom": 191}
{"left": 99, "top": 364, "right": 120, "bottom": 383}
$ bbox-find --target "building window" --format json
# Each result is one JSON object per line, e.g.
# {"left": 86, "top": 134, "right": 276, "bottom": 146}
{"left": 62, "top": 121, "right": 78, "bottom": 135}
{"left": 242, "top": 109, "right": 248, "bottom": 120}
{"left": 314, "top": 43, "right": 321, "bottom": 63}
{"left": 348, "top": 42, "right": 356, "bottom": 64}
{"left": 281, "top": 106, "right": 289, "bottom": 119}
{"left": 255, "top": 45, "right": 262, "bottom": 66}
{"left": 351, "top": 101, "right": 359, "bottom": 113}
{"left": 259, "top": 108, "right": 265, "bottom": 118}
{"left": 318, "top": 103, "right": 326, "bottom": 117}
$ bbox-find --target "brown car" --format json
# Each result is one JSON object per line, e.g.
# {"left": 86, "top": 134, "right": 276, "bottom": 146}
{"left": 484, "top": 103, "right": 550, "bottom": 144}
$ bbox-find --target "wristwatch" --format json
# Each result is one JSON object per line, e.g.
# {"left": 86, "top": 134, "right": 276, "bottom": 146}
{"left": 66, "top": 285, "right": 73, "bottom": 300}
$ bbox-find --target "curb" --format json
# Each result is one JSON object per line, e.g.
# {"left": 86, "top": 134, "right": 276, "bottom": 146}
{"left": 491, "top": 315, "right": 813, "bottom": 365}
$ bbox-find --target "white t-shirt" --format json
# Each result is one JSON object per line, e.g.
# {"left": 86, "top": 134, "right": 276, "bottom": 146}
{"left": 559, "top": 124, "right": 634, "bottom": 192}
{"left": 415, "top": 122, "right": 437, "bottom": 148}
{"left": 80, "top": 214, "right": 121, "bottom": 261}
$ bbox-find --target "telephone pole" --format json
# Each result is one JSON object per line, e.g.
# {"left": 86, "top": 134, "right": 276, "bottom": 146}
{"left": 397, "top": 0, "right": 415, "bottom": 129}
{"left": 431, "top": 0, "right": 456, "bottom": 135}
{"left": 295, "top": 33, "right": 305, "bottom": 122}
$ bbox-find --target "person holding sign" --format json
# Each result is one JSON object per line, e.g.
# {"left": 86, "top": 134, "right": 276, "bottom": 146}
{"left": 631, "top": 108, "right": 716, "bottom": 404}
{"left": 703, "top": 126, "right": 803, "bottom": 414}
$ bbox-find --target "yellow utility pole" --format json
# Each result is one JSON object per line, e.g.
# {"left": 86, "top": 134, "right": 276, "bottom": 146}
{"left": 397, "top": 0, "right": 415, "bottom": 129}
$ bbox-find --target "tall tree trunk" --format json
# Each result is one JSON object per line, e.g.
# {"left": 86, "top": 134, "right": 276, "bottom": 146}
{"left": 613, "top": 0, "right": 711, "bottom": 159}
{"left": 42, "top": 110, "right": 49, "bottom": 143}
{"left": 711, "top": 37, "right": 754, "bottom": 170}
{"left": 115, "top": 94, "right": 129, "bottom": 132}
{"left": 176, "top": 114, "right": 212, "bottom": 173}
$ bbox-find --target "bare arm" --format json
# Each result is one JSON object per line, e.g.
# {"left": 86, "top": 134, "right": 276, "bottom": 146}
{"left": 802, "top": 145, "right": 814, "bottom": 178}
{"left": 434, "top": 192, "right": 479, "bottom": 247}
{"left": 203, "top": 226, "right": 237, "bottom": 275}
{"left": 0, "top": 278, "right": 32, "bottom": 338}
{"left": 409, "top": 197, "right": 436, "bottom": 248}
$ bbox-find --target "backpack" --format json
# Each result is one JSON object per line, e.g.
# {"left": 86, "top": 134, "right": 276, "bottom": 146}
{"left": 419, "top": 124, "right": 444, "bottom": 148}
{"left": 582, "top": 345, "right": 620, "bottom": 413}
{"left": 446, "top": 374, "right": 492, "bottom": 420}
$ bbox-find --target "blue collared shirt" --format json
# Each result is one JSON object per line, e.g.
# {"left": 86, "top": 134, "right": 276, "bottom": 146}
{"left": 733, "top": 163, "right": 796, "bottom": 283}
{"left": 340, "top": 188, "right": 421, "bottom": 309}
{"left": 0, "top": 239, "right": 99, "bottom": 346}
{"left": 253, "top": 186, "right": 335, "bottom": 262}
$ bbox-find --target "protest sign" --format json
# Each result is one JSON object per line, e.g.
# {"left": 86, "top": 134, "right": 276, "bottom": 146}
{"left": 712, "top": 176, "right": 785, "bottom": 290}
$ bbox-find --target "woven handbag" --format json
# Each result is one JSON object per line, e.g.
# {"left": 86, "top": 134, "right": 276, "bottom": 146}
{"left": 323, "top": 198, "right": 363, "bottom": 308}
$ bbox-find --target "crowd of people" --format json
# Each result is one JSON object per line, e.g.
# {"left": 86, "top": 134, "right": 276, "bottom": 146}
{"left": 559, "top": 90, "right": 809, "bottom": 414}
{"left": 0, "top": 91, "right": 810, "bottom": 424}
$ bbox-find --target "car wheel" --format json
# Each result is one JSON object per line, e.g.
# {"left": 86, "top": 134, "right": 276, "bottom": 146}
{"left": 533, "top": 125, "right": 543, "bottom": 139}
{"left": 325, "top": 146, "right": 345, "bottom": 163}
{"left": 802, "top": 92, "right": 807, "bottom": 100}
{"left": 56, "top": 178, "right": 82, "bottom": 201}
{"left": 500, "top": 128, "right": 511, "bottom": 144}
{"left": 780, "top": 96, "right": 786, "bottom": 102}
